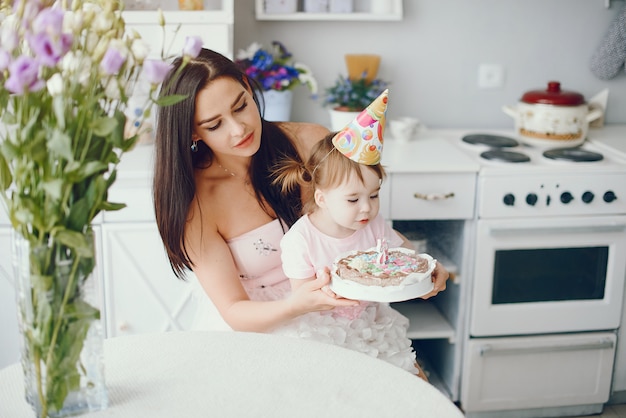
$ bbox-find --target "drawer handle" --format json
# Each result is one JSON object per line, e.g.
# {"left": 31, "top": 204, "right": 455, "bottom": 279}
{"left": 413, "top": 192, "right": 455, "bottom": 201}
{"left": 479, "top": 338, "right": 614, "bottom": 357}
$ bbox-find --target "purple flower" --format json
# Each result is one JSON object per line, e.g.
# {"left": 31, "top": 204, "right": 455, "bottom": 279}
{"left": 19, "top": 0, "right": 45, "bottom": 32}
{"left": 28, "top": 32, "right": 73, "bottom": 67}
{"left": 100, "top": 48, "right": 126, "bottom": 75}
{"left": 32, "top": 7, "right": 64, "bottom": 37}
{"left": 251, "top": 50, "right": 273, "bottom": 71}
{"left": 182, "top": 36, "right": 203, "bottom": 58}
{"left": 5, "top": 56, "right": 45, "bottom": 94}
{"left": 142, "top": 59, "right": 173, "bottom": 85}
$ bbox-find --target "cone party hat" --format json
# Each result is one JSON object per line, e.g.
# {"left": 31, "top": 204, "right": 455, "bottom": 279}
{"left": 331, "top": 89, "right": 388, "bottom": 165}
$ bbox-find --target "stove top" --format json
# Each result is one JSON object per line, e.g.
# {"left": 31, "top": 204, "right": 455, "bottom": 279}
{"left": 455, "top": 132, "right": 626, "bottom": 176}
{"left": 453, "top": 132, "right": 626, "bottom": 218}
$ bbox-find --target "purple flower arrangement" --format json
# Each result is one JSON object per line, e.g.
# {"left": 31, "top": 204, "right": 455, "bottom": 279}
{"left": 0, "top": 1, "right": 202, "bottom": 416}
{"left": 324, "top": 74, "right": 389, "bottom": 112}
{"left": 235, "top": 41, "right": 317, "bottom": 94}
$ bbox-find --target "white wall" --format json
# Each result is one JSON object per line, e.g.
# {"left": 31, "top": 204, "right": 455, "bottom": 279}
{"left": 234, "top": 0, "right": 626, "bottom": 129}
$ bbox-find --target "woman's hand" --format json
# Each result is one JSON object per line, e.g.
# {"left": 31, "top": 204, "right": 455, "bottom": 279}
{"left": 288, "top": 267, "right": 359, "bottom": 316}
{"left": 420, "top": 261, "right": 449, "bottom": 300}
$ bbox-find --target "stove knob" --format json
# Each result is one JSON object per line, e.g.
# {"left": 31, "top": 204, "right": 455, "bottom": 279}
{"left": 526, "top": 193, "right": 538, "bottom": 206}
{"left": 560, "top": 192, "right": 574, "bottom": 204}
{"left": 604, "top": 191, "right": 617, "bottom": 203}
{"left": 582, "top": 191, "right": 594, "bottom": 203}
{"left": 503, "top": 193, "right": 515, "bottom": 206}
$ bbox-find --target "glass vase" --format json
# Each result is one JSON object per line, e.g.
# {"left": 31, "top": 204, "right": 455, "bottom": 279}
{"left": 12, "top": 230, "right": 107, "bottom": 418}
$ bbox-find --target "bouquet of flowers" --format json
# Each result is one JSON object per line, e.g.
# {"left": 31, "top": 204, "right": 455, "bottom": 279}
{"left": 235, "top": 40, "right": 317, "bottom": 94}
{"left": 324, "top": 73, "right": 389, "bottom": 111}
{"left": 0, "top": 1, "right": 201, "bottom": 416}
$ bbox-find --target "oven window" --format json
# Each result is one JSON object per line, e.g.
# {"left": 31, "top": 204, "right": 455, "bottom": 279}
{"left": 492, "top": 247, "right": 608, "bottom": 304}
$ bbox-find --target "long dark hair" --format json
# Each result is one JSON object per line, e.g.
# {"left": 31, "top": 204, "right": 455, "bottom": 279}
{"left": 153, "top": 48, "right": 303, "bottom": 279}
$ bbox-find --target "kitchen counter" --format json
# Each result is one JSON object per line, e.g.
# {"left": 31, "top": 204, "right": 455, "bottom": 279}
{"left": 589, "top": 125, "right": 626, "bottom": 156}
{"left": 383, "top": 130, "right": 480, "bottom": 173}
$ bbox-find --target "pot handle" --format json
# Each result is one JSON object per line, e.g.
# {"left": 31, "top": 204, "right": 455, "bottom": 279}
{"left": 502, "top": 105, "right": 518, "bottom": 119}
{"left": 586, "top": 108, "right": 603, "bottom": 123}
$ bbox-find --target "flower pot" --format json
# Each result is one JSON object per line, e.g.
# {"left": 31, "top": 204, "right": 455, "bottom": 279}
{"left": 328, "top": 108, "right": 361, "bottom": 131}
{"left": 261, "top": 90, "right": 293, "bottom": 122}
{"left": 13, "top": 230, "right": 107, "bottom": 417}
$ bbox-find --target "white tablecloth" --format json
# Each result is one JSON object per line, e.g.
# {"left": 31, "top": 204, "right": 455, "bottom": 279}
{"left": 0, "top": 331, "right": 464, "bottom": 417}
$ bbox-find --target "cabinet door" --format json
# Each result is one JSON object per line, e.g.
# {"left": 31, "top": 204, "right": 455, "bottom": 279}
{"left": 101, "top": 223, "right": 196, "bottom": 337}
{"left": 0, "top": 227, "right": 20, "bottom": 369}
{"left": 461, "top": 332, "right": 616, "bottom": 412}
{"left": 390, "top": 173, "right": 476, "bottom": 220}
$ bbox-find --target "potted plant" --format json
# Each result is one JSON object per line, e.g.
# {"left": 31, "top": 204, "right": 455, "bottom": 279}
{"left": 235, "top": 41, "right": 317, "bottom": 121}
{"left": 0, "top": 2, "right": 199, "bottom": 416}
{"left": 324, "top": 73, "right": 389, "bottom": 130}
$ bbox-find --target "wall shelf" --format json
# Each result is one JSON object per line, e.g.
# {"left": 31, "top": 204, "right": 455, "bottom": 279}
{"left": 255, "top": 0, "right": 403, "bottom": 21}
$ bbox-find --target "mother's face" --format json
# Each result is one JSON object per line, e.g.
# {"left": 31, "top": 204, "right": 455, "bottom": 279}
{"left": 192, "top": 77, "right": 262, "bottom": 158}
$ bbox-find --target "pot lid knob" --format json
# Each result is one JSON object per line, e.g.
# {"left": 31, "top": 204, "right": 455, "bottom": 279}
{"left": 521, "top": 81, "right": 586, "bottom": 106}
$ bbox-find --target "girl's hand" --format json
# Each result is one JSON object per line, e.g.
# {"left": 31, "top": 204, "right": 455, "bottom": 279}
{"left": 289, "top": 267, "right": 359, "bottom": 315}
{"left": 420, "top": 261, "right": 449, "bottom": 300}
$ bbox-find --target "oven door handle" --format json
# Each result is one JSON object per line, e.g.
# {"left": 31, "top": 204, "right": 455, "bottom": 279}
{"left": 479, "top": 338, "right": 615, "bottom": 357}
{"left": 489, "top": 224, "right": 626, "bottom": 236}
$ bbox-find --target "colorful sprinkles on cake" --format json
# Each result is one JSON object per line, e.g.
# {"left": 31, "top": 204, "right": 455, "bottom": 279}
{"left": 346, "top": 249, "right": 425, "bottom": 277}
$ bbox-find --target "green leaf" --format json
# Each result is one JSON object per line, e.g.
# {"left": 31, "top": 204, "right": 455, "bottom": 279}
{"left": 54, "top": 230, "right": 93, "bottom": 258}
{"left": 0, "top": 152, "right": 12, "bottom": 191}
{"left": 90, "top": 116, "right": 118, "bottom": 137}
{"left": 154, "top": 94, "right": 187, "bottom": 106}
{"left": 67, "top": 197, "right": 92, "bottom": 231}
{"left": 0, "top": 140, "right": 19, "bottom": 160}
{"left": 109, "top": 110, "right": 127, "bottom": 148}
{"left": 100, "top": 201, "right": 126, "bottom": 212}
{"left": 48, "top": 130, "right": 74, "bottom": 162}
{"left": 51, "top": 95, "right": 66, "bottom": 131}
{"left": 42, "top": 179, "right": 63, "bottom": 201}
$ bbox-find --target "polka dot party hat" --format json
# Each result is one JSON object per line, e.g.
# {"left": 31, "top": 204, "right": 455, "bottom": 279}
{"left": 332, "top": 89, "right": 388, "bottom": 165}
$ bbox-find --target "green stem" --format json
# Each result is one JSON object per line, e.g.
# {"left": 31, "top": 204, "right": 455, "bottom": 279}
{"left": 33, "top": 351, "right": 47, "bottom": 418}
{"left": 42, "top": 253, "right": 81, "bottom": 410}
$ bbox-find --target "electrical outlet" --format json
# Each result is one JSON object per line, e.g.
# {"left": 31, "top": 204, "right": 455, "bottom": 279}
{"left": 478, "top": 64, "right": 505, "bottom": 89}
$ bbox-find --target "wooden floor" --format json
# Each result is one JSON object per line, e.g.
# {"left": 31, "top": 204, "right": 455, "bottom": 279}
{"left": 577, "top": 403, "right": 626, "bottom": 417}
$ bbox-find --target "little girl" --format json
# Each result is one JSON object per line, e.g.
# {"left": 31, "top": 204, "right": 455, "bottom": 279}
{"left": 272, "top": 90, "right": 429, "bottom": 379}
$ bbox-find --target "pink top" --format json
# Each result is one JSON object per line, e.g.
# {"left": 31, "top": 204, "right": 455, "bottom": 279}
{"left": 226, "top": 219, "right": 288, "bottom": 288}
{"left": 280, "top": 213, "right": 403, "bottom": 280}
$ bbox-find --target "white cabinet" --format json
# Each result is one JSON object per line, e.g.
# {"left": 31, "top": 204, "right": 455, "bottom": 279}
{"left": 123, "top": 6, "right": 234, "bottom": 59}
{"left": 101, "top": 223, "right": 196, "bottom": 337}
{"left": 255, "top": 0, "right": 403, "bottom": 21}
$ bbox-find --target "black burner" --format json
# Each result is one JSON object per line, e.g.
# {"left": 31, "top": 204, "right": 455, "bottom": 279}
{"left": 462, "top": 134, "right": 519, "bottom": 148}
{"left": 480, "top": 150, "right": 531, "bottom": 163}
{"left": 543, "top": 148, "right": 604, "bottom": 162}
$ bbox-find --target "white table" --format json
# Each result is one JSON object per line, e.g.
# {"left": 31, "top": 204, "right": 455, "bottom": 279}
{"left": 0, "top": 331, "right": 464, "bottom": 417}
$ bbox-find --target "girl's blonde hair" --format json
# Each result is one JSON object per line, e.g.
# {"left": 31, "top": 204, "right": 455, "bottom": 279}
{"left": 273, "top": 132, "right": 386, "bottom": 214}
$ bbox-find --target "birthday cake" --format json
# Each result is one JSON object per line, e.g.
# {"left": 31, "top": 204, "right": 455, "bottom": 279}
{"left": 330, "top": 246, "right": 436, "bottom": 303}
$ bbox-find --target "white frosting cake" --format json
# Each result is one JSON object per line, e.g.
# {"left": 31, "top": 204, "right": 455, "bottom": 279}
{"left": 330, "top": 247, "right": 436, "bottom": 302}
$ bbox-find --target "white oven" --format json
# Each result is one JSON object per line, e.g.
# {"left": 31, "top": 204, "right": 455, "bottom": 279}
{"left": 470, "top": 215, "right": 626, "bottom": 337}
{"left": 453, "top": 132, "right": 626, "bottom": 416}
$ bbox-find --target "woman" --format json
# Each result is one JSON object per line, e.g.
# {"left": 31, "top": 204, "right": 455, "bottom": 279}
{"left": 152, "top": 48, "right": 449, "bottom": 333}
